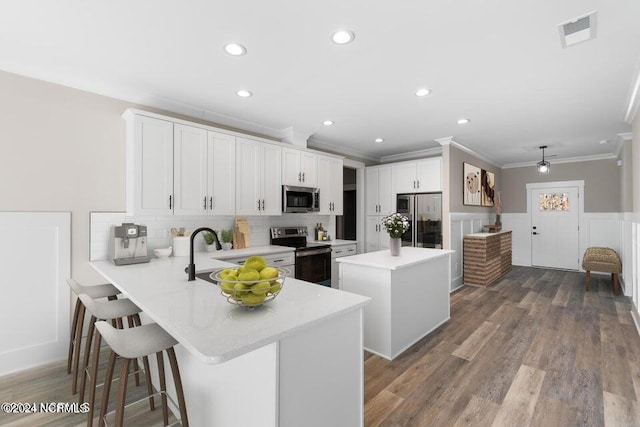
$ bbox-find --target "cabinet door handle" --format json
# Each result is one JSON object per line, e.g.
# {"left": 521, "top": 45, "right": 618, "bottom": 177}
{"left": 258, "top": 199, "right": 261, "bottom": 211}
{"left": 302, "top": 172, "right": 305, "bottom": 182}
{"left": 273, "top": 259, "right": 284, "bottom": 263}
{"left": 261, "top": 199, "right": 265, "bottom": 211}
{"left": 348, "top": 249, "right": 355, "bottom": 252}
{"left": 210, "top": 197, "right": 213, "bottom": 210}
{"left": 204, "top": 197, "right": 207, "bottom": 210}
{"left": 298, "top": 172, "right": 301, "bottom": 182}
{"left": 169, "top": 195, "right": 172, "bottom": 209}
{"left": 335, "top": 250, "right": 343, "bottom": 254}
{"left": 417, "top": 180, "right": 420, "bottom": 188}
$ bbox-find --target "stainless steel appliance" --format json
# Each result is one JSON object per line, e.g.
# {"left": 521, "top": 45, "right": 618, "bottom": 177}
{"left": 282, "top": 185, "right": 320, "bottom": 213}
{"left": 270, "top": 227, "right": 331, "bottom": 286}
{"left": 109, "top": 223, "right": 151, "bottom": 265}
{"left": 396, "top": 193, "right": 443, "bottom": 248}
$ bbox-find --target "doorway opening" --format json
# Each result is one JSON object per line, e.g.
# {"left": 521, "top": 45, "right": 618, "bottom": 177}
{"left": 337, "top": 167, "right": 357, "bottom": 240}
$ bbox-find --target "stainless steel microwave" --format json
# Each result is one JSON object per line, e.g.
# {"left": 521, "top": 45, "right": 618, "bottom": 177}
{"left": 282, "top": 185, "right": 320, "bottom": 213}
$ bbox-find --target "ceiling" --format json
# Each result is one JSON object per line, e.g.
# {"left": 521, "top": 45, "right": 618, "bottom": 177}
{"left": 1, "top": 0, "right": 639, "bottom": 165}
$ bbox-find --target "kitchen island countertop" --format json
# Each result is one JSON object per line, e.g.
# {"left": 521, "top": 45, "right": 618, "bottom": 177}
{"left": 337, "top": 246, "right": 454, "bottom": 270}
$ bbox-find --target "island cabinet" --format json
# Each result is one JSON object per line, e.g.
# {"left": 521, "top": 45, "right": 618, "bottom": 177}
{"left": 338, "top": 247, "right": 453, "bottom": 360}
{"left": 91, "top": 255, "right": 369, "bottom": 427}
{"left": 463, "top": 231, "right": 512, "bottom": 286}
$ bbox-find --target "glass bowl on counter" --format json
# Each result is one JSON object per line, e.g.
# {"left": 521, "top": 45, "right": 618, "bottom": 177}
{"left": 208, "top": 266, "right": 289, "bottom": 309}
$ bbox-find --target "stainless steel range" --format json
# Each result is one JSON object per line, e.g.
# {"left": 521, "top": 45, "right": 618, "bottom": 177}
{"left": 270, "top": 227, "right": 332, "bottom": 286}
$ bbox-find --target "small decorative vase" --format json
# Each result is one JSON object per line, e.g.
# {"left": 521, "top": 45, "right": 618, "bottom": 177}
{"left": 206, "top": 245, "right": 217, "bottom": 253}
{"left": 222, "top": 242, "right": 232, "bottom": 251}
{"left": 389, "top": 237, "right": 402, "bottom": 256}
{"left": 495, "top": 214, "right": 502, "bottom": 226}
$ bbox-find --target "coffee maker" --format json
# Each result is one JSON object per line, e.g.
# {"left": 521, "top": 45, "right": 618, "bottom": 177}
{"left": 109, "top": 223, "right": 151, "bottom": 265}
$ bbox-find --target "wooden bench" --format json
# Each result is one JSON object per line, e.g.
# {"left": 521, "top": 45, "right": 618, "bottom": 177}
{"left": 581, "top": 247, "right": 622, "bottom": 295}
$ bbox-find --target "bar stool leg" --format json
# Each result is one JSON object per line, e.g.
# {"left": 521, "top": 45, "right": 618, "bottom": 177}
{"left": 68, "top": 298, "right": 82, "bottom": 374}
{"left": 79, "top": 315, "right": 97, "bottom": 404}
{"left": 127, "top": 316, "right": 141, "bottom": 387}
{"left": 115, "top": 358, "right": 131, "bottom": 427}
{"left": 86, "top": 330, "right": 103, "bottom": 427}
{"left": 585, "top": 270, "right": 590, "bottom": 291}
{"left": 72, "top": 303, "right": 86, "bottom": 394}
{"left": 156, "top": 352, "right": 169, "bottom": 426}
{"left": 132, "top": 314, "right": 155, "bottom": 410}
{"left": 167, "top": 347, "right": 189, "bottom": 427}
{"left": 98, "top": 350, "right": 117, "bottom": 427}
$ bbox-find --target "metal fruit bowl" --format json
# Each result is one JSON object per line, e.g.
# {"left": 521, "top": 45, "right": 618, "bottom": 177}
{"left": 208, "top": 267, "right": 289, "bottom": 309}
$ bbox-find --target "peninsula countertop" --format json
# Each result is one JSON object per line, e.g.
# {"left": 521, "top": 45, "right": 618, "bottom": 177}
{"left": 337, "top": 247, "right": 455, "bottom": 270}
{"left": 90, "top": 253, "right": 369, "bottom": 364}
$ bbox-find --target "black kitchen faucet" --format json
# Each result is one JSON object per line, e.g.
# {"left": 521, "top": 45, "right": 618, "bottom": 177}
{"left": 186, "top": 227, "right": 222, "bottom": 281}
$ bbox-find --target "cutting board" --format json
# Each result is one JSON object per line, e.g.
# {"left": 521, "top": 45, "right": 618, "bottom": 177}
{"left": 233, "top": 217, "right": 250, "bottom": 249}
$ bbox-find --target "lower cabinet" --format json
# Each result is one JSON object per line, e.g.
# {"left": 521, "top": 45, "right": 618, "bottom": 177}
{"left": 331, "top": 244, "right": 357, "bottom": 288}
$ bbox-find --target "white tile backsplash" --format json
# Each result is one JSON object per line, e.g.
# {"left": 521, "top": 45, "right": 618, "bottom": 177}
{"left": 90, "top": 212, "right": 334, "bottom": 261}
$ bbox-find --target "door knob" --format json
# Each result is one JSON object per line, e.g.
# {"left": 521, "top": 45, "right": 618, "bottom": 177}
{"left": 532, "top": 232, "right": 539, "bottom": 235}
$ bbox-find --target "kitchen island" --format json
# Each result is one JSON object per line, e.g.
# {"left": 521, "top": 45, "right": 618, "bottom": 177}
{"left": 337, "top": 247, "right": 453, "bottom": 360}
{"left": 91, "top": 253, "right": 369, "bottom": 427}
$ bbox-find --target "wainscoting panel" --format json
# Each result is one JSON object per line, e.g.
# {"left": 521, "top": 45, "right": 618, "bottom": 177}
{"left": 499, "top": 213, "right": 529, "bottom": 266}
{"left": 0, "top": 212, "right": 71, "bottom": 375}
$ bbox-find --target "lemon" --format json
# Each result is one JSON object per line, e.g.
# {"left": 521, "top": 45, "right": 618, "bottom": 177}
{"left": 268, "top": 281, "right": 282, "bottom": 294}
{"left": 241, "top": 293, "right": 266, "bottom": 305}
{"left": 234, "top": 282, "right": 251, "bottom": 296}
{"left": 245, "top": 256, "right": 267, "bottom": 272}
{"left": 238, "top": 269, "right": 260, "bottom": 282}
{"left": 220, "top": 281, "right": 235, "bottom": 295}
{"left": 259, "top": 267, "right": 278, "bottom": 280}
{"left": 252, "top": 281, "right": 270, "bottom": 296}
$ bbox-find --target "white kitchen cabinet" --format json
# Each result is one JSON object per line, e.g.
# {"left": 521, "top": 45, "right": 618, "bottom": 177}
{"left": 317, "top": 155, "right": 343, "bottom": 215}
{"left": 173, "top": 126, "right": 236, "bottom": 216}
{"left": 392, "top": 157, "right": 442, "bottom": 194}
{"left": 235, "top": 138, "right": 282, "bottom": 215}
{"left": 125, "top": 113, "right": 174, "bottom": 216}
{"left": 331, "top": 243, "right": 357, "bottom": 289}
{"left": 365, "top": 165, "right": 393, "bottom": 216}
{"left": 173, "top": 124, "right": 208, "bottom": 215}
{"left": 365, "top": 216, "right": 390, "bottom": 253}
{"left": 282, "top": 148, "right": 318, "bottom": 187}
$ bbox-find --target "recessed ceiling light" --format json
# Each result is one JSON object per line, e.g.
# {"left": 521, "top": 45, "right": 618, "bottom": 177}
{"left": 224, "top": 43, "right": 247, "bottom": 56}
{"left": 415, "top": 88, "right": 431, "bottom": 97}
{"left": 236, "top": 90, "right": 252, "bottom": 98}
{"left": 375, "top": 138, "right": 384, "bottom": 143}
{"left": 457, "top": 118, "right": 470, "bottom": 125}
{"left": 332, "top": 30, "right": 355, "bottom": 44}
{"left": 323, "top": 120, "right": 334, "bottom": 126}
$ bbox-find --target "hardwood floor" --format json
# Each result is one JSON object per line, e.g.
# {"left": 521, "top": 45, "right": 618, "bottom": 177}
{"left": 1, "top": 266, "right": 638, "bottom": 426}
{"left": 364, "top": 266, "right": 640, "bottom": 427}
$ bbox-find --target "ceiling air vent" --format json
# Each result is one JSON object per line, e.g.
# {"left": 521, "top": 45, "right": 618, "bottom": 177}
{"left": 558, "top": 11, "right": 597, "bottom": 48}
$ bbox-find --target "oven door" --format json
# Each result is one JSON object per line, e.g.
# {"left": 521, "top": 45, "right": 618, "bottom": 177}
{"left": 283, "top": 185, "right": 320, "bottom": 213}
{"left": 295, "top": 248, "right": 331, "bottom": 286}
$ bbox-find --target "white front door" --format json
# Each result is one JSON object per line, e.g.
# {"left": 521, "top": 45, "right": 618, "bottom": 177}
{"left": 530, "top": 186, "right": 580, "bottom": 270}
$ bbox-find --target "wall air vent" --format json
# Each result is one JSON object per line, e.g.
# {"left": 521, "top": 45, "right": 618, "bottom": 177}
{"left": 558, "top": 11, "right": 597, "bottom": 48}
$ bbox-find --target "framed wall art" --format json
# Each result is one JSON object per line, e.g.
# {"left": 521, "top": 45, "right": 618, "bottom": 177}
{"left": 481, "top": 170, "right": 495, "bottom": 207}
{"left": 463, "top": 163, "right": 481, "bottom": 206}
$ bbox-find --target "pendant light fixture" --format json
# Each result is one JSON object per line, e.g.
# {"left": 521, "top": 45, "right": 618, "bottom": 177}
{"left": 537, "top": 145, "right": 550, "bottom": 174}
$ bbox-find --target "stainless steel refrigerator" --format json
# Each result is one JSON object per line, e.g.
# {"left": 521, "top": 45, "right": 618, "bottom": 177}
{"left": 396, "top": 193, "right": 443, "bottom": 248}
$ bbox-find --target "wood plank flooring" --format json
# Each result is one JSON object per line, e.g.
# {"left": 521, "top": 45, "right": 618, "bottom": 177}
{"left": 364, "top": 266, "right": 640, "bottom": 427}
{"left": 1, "top": 266, "right": 639, "bottom": 426}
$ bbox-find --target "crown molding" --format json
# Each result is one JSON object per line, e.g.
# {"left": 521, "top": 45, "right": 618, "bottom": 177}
{"left": 624, "top": 56, "right": 640, "bottom": 123}
{"left": 306, "top": 137, "right": 381, "bottom": 162}
{"left": 614, "top": 132, "right": 633, "bottom": 157}
{"left": 379, "top": 147, "right": 442, "bottom": 163}
{"left": 437, "top": 137, "right": 502, "bottom": 168}
{"left": 502, "top": 153, "right": 617, "bottom": 169}
{"left": 0, "top": 66, "right": 286, "bottom": 140}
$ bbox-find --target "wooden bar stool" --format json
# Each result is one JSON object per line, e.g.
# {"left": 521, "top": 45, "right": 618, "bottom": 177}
{"left": 77, "top": 294, "right": 155, "bottom": 427}
{"left": 95, "top": 320, "right": 189, "bottom": 427}
{"left": 66, "top": 279, "right": 119, "bottom": 394}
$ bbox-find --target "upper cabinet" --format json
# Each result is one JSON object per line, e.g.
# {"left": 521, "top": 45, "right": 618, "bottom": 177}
{"left": 392, "top": 157, "right": 442, "bottom": 194}
{"left": 365, "top": 165, "right": 393, "bottom": 216}
{"left": 125, "top": 114, "right": 174, "bottom": 216}
{"left": 174, "top": 127, "right": 236, "bottom": 216}
{"left": 235, "top": 138, "right": 282, "bottom": 216}
{"left": 317, "top": 155, "right": 343, "bottom": 215}
{"left": 282, "top": 147, "right": 318, "bottom": 187}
